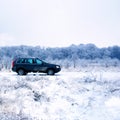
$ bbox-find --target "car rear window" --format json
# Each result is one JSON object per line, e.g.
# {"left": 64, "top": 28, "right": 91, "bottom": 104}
{"left": 17, "top": 58, "right": 25, "bottom": 63}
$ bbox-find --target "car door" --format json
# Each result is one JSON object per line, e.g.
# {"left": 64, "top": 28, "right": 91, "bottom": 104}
{"left": 24, "top": 58, "right": 35, "bottom": 72}
{"left": 33, "top": 58, "right": 46, "bottom": 72}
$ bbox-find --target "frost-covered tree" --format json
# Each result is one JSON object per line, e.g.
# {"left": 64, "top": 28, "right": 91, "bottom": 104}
{"left": 0, "top": 44, "right": 120, "bottom": 70}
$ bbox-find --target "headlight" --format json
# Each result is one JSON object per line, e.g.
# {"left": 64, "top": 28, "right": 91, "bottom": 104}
{"left": 56, "top": 65, "right": 60, "bottom": 68}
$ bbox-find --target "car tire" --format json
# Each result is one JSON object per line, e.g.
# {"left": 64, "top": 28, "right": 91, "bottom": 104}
{"left": 47, "top": 69, "right": 54, "bottom": 75}
{"left": 17, "top": 69, "right": 26, "bottom": 75}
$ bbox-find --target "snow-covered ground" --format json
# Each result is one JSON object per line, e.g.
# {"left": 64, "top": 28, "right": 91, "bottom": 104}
{"left": 0, "top": 69, "right": 120, "bottom": 120}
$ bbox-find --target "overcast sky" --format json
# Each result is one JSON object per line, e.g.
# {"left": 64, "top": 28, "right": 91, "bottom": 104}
{"left": 0, "top": 0, "right": 120, "bottom": 48}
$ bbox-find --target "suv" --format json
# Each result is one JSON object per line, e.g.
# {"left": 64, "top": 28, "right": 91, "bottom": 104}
{"left": 12, "top": 58, "right": 61, "bottom": 75}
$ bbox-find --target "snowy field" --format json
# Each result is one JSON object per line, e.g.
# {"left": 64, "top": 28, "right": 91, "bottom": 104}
{"left": 0, "top": 68, "right": 120, "bottom": 120}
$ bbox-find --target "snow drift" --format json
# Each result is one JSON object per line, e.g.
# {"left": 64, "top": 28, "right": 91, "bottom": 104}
{"left": 0, "top": 70, "right": 120, "bottom": 120}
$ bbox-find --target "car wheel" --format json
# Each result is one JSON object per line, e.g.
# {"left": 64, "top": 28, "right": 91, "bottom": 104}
{"left": 47, "top": 69, "right": 54, "bottom": 75}
{"left": 17, "top": 69, "right": 26, "bottom": 75}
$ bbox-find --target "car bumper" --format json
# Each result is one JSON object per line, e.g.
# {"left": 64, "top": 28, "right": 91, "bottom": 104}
{"left": 12, "top": 67, "right": 16, "bottom": 72}
{"left": 55, "top": 67, "right": 61, "bottom": 73}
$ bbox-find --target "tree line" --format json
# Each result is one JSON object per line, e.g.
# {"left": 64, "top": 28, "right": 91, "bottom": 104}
{"left": 0, "top": 44, "right": 120, "bottom": 70}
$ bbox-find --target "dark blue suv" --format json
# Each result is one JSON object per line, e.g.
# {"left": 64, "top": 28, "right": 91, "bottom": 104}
{"left": 12, "top": 58, "right": 61, "bottom": 75}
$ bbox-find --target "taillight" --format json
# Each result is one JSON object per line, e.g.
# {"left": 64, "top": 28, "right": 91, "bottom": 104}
{"left": 12, "top": 61, "right": 15, "bottom": 67}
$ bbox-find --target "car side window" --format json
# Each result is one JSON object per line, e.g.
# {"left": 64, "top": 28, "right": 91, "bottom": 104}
{"left": 28, "top": 59, "right": 33, "bottom": 64}
{"left": 25, "top": 58, "right": 33, "bottom": 64}
{"left": 35, "top": 59, "right": 42, "bottom": 65}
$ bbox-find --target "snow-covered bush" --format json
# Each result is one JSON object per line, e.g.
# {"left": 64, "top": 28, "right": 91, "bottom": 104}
{"left": 0, "top": 112, "right": 32, "bottom": 120}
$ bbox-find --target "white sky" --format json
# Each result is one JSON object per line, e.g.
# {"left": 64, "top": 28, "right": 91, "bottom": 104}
{"left": 0, "top": 0, "right": 120, "bottom": 48}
